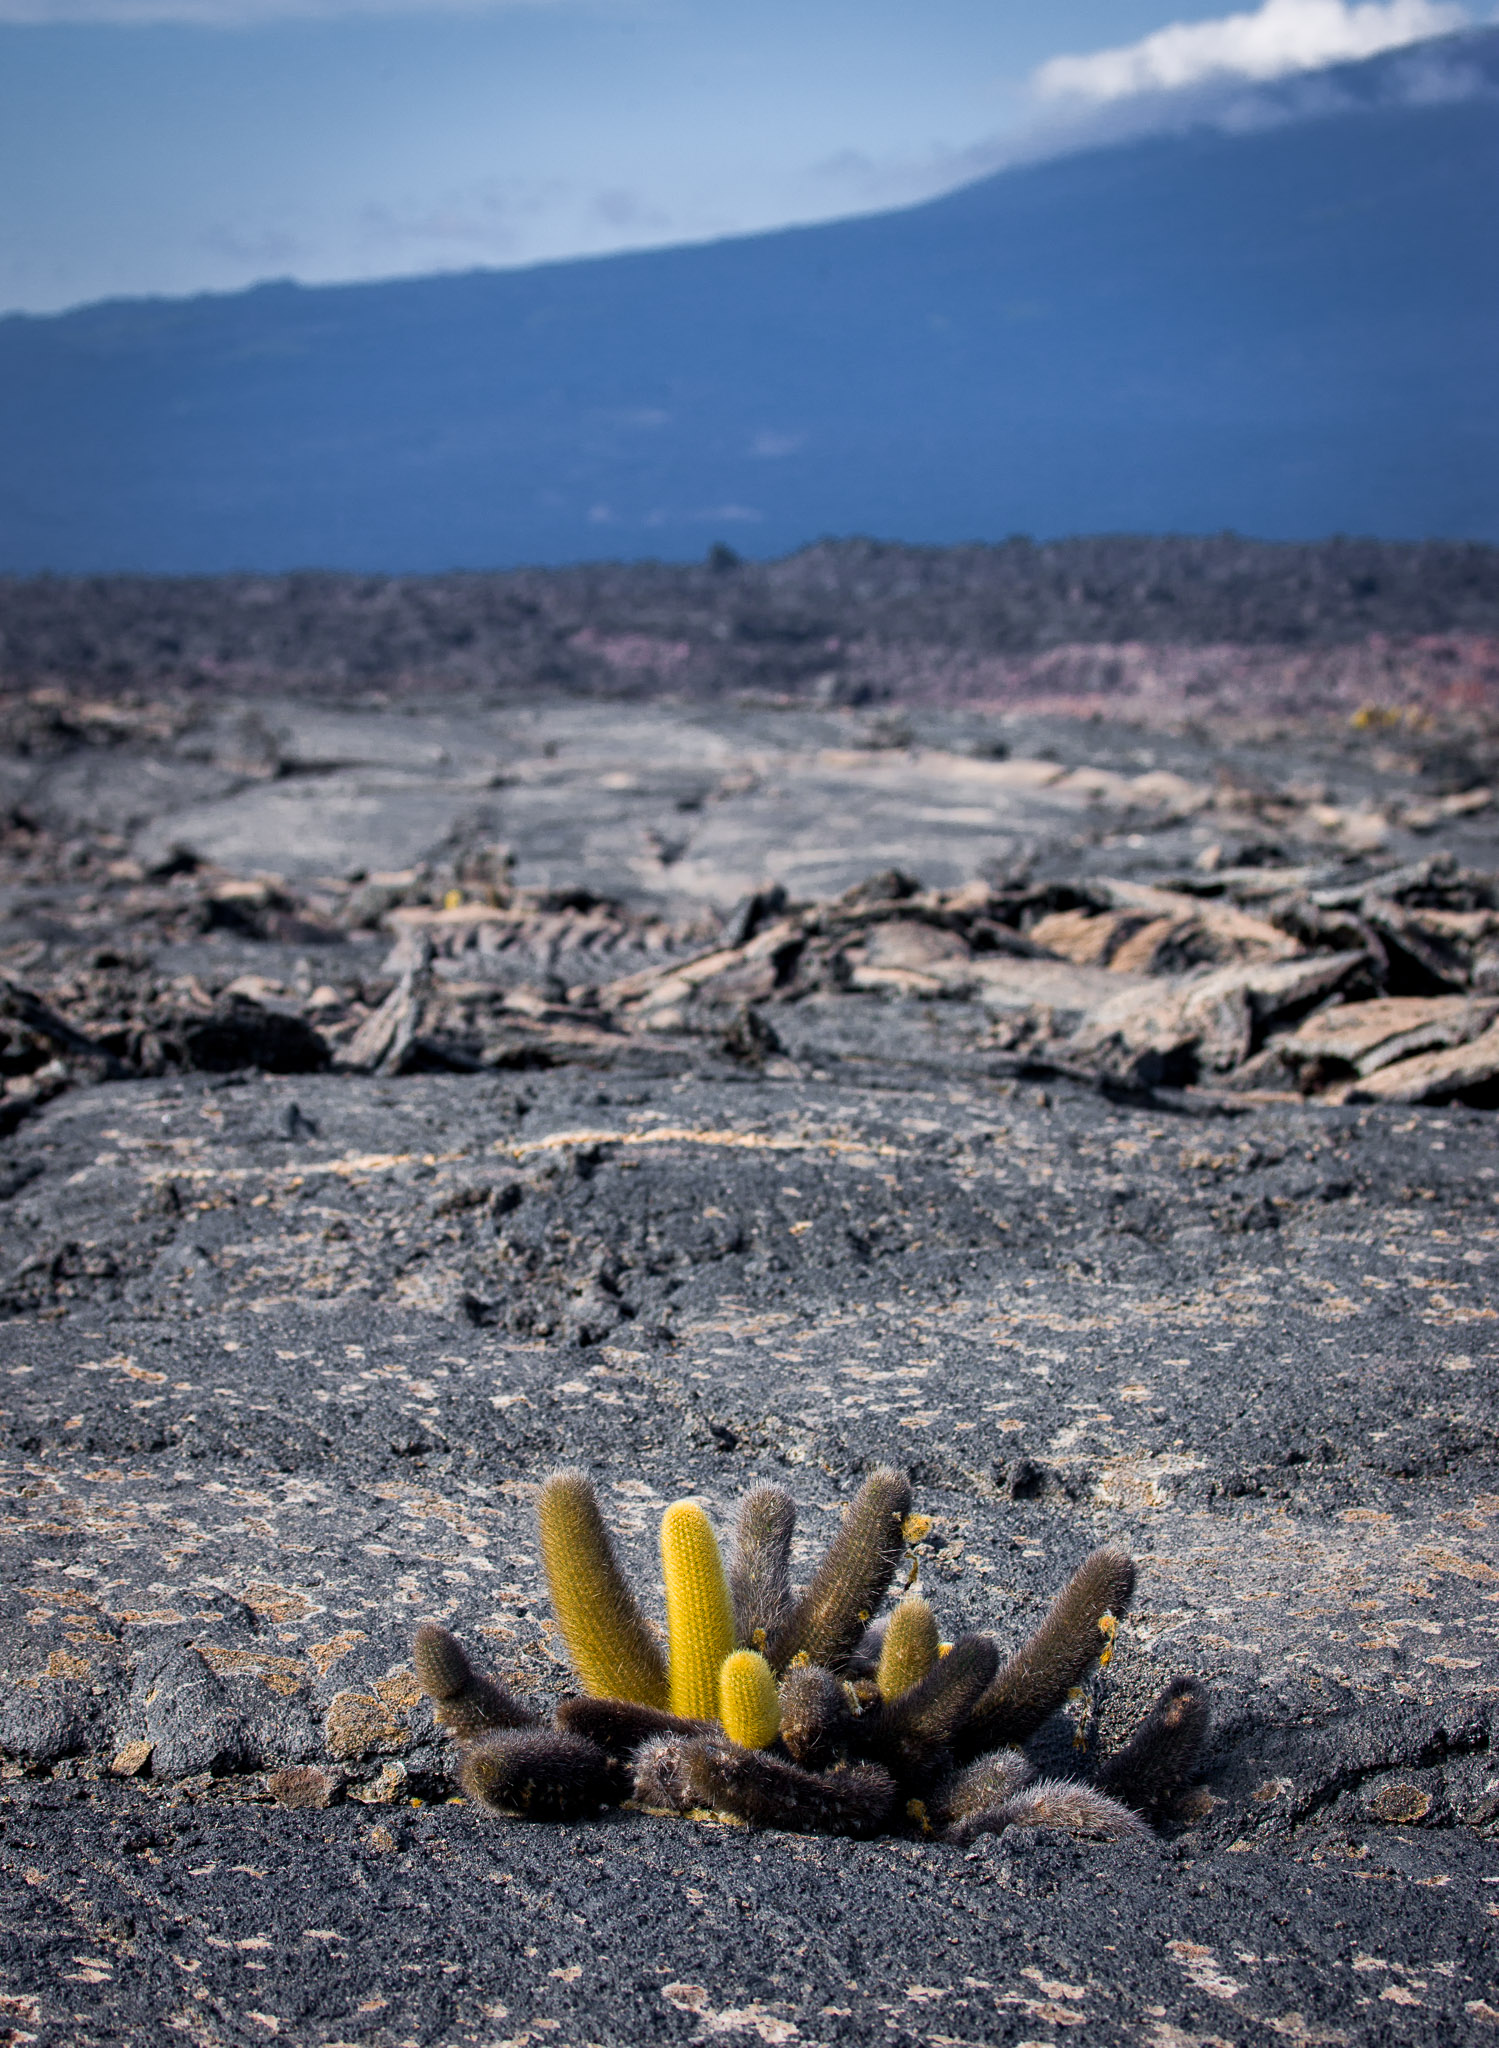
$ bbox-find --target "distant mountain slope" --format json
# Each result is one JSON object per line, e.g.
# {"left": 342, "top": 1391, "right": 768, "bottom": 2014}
{"left": 1, "top": 31, "right": 1496, "bottom": 573}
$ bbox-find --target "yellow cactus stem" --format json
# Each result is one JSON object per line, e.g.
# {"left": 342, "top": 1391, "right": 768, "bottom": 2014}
{"left": 877, "top": 1594, "right": 939, "bottom": 1701}
{"left": 660, "top": 1499, "right": 738, "bottom": 1721}
{"left": 719, "top": 1649, "right": 781, "bottom": 1750}
{"left": 536, "top": 1471, "right": 669, "bottom": 1708}
{"left": 1097, "top": 1610, "right": 1120, "bottom": 1668}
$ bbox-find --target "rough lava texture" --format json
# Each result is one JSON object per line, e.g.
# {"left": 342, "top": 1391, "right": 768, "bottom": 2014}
{"left": 0, "top": 628, "right": 1496, "bottom": 2042}
{"left": 3, "top": 538, "right": 1499, "bottom": 709}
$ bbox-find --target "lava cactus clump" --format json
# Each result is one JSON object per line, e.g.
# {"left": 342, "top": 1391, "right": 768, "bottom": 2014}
{"left": 414, "top": 1468, "right": 1209, "bottom": 1842}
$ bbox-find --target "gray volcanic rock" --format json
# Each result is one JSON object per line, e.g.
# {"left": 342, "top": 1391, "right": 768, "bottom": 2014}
{"left": 1, "top": 1056, "right": 1496, "bottom": 2041}
{"left": 5, "top": 541, "right": 1499, "bottom": 731}
{"left": 0, "top": 690, "right": 1496, "bottom": 2044}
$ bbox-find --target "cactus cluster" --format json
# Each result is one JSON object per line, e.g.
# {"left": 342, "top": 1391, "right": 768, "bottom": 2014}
{"left": 413, "top": 1467, "right": 1210, "bottom": 1844}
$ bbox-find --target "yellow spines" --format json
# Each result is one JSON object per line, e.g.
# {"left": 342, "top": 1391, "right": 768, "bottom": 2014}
{"left": 719, "top": 1650, "right": 781, "bottom": 1750}
{"left": 877, "top": 1594, "right": 939, "bottom": 1700}
{"left": 536, "top": 1471, "right": 669, "bottom": 1708}
{"left": 660, "top": 1499, "right": 737, "bottom": 1722}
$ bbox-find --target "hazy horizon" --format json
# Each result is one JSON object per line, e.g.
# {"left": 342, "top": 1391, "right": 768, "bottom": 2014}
{"left": 2, "top": 0, "right": 1490, "bottom": 317}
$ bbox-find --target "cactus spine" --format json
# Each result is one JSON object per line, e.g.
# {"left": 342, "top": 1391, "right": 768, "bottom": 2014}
{"left": 719, "top": 1649, "right": 781, "bottom": 1750}
{"left": 536, "top": 1470, "right": 669, "bottom": 1708}
{"left": 660, "top": 1499, "right": 737, "bottom": 1721}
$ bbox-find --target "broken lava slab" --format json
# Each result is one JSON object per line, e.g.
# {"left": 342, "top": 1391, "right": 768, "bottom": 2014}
{"left": 1346, "top": 1020, "right": 1499, "bottom": 1103}
{"left": 1286, "top": 995, "right": 1499, "bottom": 1078}
{"left": 1067, "top": 950, "right": 1365, "bottom": 1080}
{"left": 972, "top": 954, "right": 1137, "bottom": 1027}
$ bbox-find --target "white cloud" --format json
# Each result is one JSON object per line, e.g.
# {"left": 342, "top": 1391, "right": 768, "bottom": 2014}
{"left": 790, "top": 12, "right": 1493, "bottom": 234}
{"left": 1033, "top": 0, "right": 1467, "bottom": 102}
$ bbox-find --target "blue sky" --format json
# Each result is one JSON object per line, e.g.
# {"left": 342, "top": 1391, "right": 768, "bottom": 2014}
{"left": 0, "top": 0, "right": 1476, "bottom": 314}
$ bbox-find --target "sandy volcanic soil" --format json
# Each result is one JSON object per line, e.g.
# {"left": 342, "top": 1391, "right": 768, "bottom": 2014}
{"left": 0, "top": 689, "right": 1496, "bottom": 2046}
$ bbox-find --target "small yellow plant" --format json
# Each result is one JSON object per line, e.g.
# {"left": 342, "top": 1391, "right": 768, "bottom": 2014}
{"left": 877, "top": 1593, "right": 939, "bottom": 1699}
{"left": 660, "top": 1499, "right": 737, "bottom": 1720}
{"left": 537, "top": 1471, "right": 669, "bottom": 1707}
{"left": 719, "top": 1649, "right": 781, "bottom": 1750}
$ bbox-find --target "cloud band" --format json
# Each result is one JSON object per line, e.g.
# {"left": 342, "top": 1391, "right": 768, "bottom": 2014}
{"left": 1033, "top": 0, "right": 1467, "bottom": 103}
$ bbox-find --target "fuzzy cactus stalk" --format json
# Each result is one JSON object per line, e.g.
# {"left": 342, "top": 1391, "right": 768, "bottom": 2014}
{"left": 876, "top": 1594, "right": 939, "bottom": 1700}
{"left": 945, "top": 1777, "right": 1150, "bottom": 1845}
{"left": 929, "top": 1747, "right": 1034, "bottom": 1829}
{"left": 718, "top": 1649, "right": 781, "bottom": 1750}
{"left": 865, "top": 1633, "right": 1000, "bottom": 1781}
{"left": 459, "top": 1728, "right": 628, "bottom": 1819}
{"left": 412, "top": 1620, "right": 537, "bottom": 1737}
{"left": 767, "top": 1467, "right": 912, "bottom": 1672}
{"left": 554, "top": 1695, "right": 711, "bottom": 1759}
{"left": 536, "top": 1470, "right": 669, "bottom": 1708}
{"left": 1095, "top": 1676, "right": 1210, "bottom": 1816}
{"left": 660, "top": 1499, "right": 737, "bottom": 1721}
{"left": 964, "top": 1547, "right": 1136, "bottom": 1754}
{"left": 683, "top": 1739, "right": 897, "bottom": 1837}
{"left": 776, "top": 1663, "right": 850, "bottom": 1769}
{"left": 729, "top": 1484, "right": 796, "bottom": 1647}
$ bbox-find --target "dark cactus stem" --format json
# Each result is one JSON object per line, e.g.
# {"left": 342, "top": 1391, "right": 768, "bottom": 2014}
{"left": 961, "top": 1549, "right": 1135, "bottom": 1756}
{"left": 888, "top": 1635, "right": 999, "bottom": 1745}
{"left": 766, "top": 1468, "right": 912, "bottom": 1673}
{"left": 729, "top": 1484, "right": 797, "bottom": 1648}
{"left": 632, "top": 1735, "right": 703, "bottom": 1814}
{"left": 929, "top": 1747, "right": 1033, "bottom": 1830}
{"left": 944, "top": 1778, "right": 1151, "bottom": 1846}
{"left": 683, "top": 1739, "right": 897, "bottom": 1838}
{"left": 858, "top": 1634, "right": 999, "bottom": 1782}
{"left": 458, "top": 1729, "right": 629, "bottom": 1819}
{"left": 777, "top": 1664, "right": 853, "bottom": 1770}
{"left": 1095, "top": 1677, "right": 1211, "bottom": 1816}
{"left": 413, "top": 1622, "right": 538, "bottom": 1737}
{"left": 556, "top": 1695, "right": 714, "bottom": 1760}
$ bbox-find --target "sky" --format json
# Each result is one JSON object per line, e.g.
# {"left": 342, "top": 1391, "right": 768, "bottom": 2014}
{"left": 0, "top": 0, "right": 1482, "bottom": 316}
